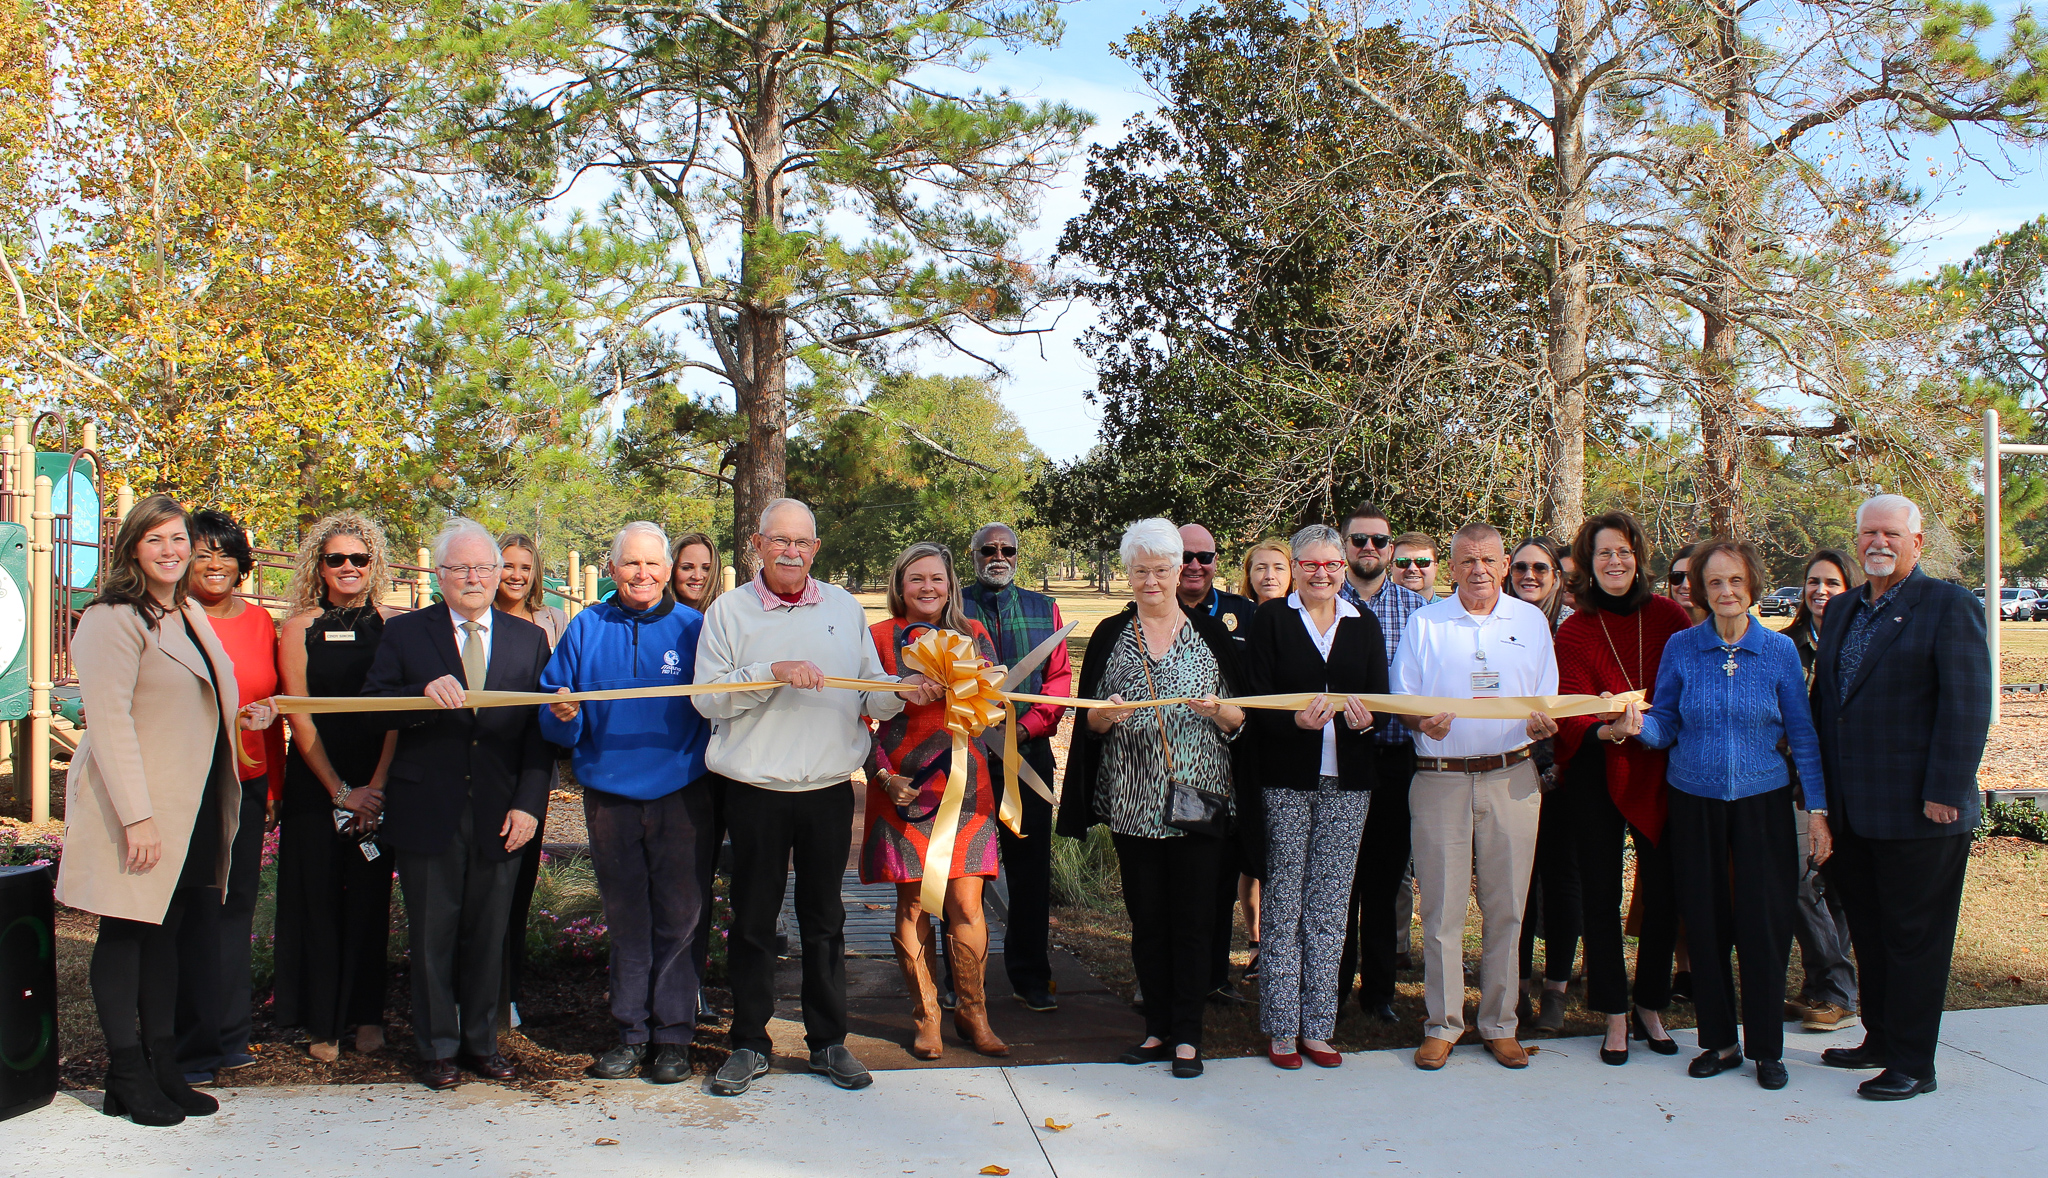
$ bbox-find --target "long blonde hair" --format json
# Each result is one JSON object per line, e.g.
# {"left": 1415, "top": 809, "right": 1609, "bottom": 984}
{"left": 670, "top": 530, "right": 724, "bottom": 610}
{"left": 885, "top": 541, "right": 973, "bottom": 634}
{"left": 287, "top": 511, "right": 392, "bottom": 614}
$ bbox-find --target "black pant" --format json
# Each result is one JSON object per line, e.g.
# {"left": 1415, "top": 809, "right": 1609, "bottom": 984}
{"left": 1208, "top": 834, "right": 1243, "bottom": 991}
{"left": 1114, "top": 830, "right": 1222, "bottom": 1049}
{"left": 1519, "top": 787, "right": 1582, "bottom": 985}
{"left": 998, "top": 740, "right": 1056, "bottom": 994}
{"left": 175, "top": 776, "right": 269, "bottom": 1071}
{"left": 1568, "top": 751, "right": 1676, "bottom": 1013}
{"left": 1823, "top": 823, "right": 1970, "bottom": 1080}
{"left": 1667, "top": 786, "right": 1796, "bottom": 1061}
{"left": 724, "top": 778, "right": 852, "bottom": 1055}
{"left": 689, "top": 775, "right": 729, "bottom": 992}
{"left": 395, "top": 804, "right": 521, "bottom": 1061}
{"left": 586, "top": 783, "right": 714, "bottom": 1045}
{"left": 1339, "top": 744, "right": 1413, "bottom": 1006}
{"left": 501, "top": 773, "right": 551, "bottom": 1009}
{"left": 93, "top": 892, "right": 194, "bottom": 1052}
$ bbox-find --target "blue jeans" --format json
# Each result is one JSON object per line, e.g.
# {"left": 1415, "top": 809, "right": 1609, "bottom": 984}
{"left": 586, "top": 782, "right": 714, "bottom": 1046}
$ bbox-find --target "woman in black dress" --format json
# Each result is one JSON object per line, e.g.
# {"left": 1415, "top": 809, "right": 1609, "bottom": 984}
{"left": 270, "top": 512, "right": 402, "bottom": 1061}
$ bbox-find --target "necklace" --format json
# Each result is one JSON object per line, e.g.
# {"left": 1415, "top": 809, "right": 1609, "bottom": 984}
{"left": 1715, "top": 618, "right": 1747, "bottom": 676}
{"left": 1596, "top": 608, "right": 1644, "bottom": 693}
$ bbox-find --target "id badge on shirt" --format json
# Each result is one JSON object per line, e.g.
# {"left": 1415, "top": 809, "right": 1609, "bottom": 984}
{"left": 1470, "top": 670, "right": 1502, "bottom": 697}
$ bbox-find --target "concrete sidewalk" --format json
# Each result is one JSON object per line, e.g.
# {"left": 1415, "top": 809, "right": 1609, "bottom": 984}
{"left": 8, "top": 1004, "right": 2043, "bottom": 1177}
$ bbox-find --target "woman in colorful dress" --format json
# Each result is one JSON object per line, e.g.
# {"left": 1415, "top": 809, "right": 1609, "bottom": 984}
{"left": 861, "top": 541, "right": 1008, "bottom": 1060}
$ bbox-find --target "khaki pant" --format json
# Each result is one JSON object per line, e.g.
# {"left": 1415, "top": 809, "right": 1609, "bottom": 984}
{"left": 1410, "top": 759, "right": 1542, "bottom": 1043}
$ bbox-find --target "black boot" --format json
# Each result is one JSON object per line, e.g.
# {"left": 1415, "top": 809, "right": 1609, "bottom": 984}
{"left": 103, "top": 1045, "right": 184, "bottom": 1126}
{"left": 147, "top": 1038, "right": 218, "bottom": 1116}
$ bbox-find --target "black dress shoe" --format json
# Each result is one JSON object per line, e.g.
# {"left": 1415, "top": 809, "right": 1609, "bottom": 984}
{"left": 589, "top": 1043, "right": 648, "bottom": 1080}
{"left": 645, "top": 1044, "right": 690, "bottom": 1084}
{"left": 1688, "top": 1048, "right": 1743, "bottom": 1078}
{"left": 1858, "top": 1069, "right": 1937, "bottom": 1100}
{"left": 1118, "top": 1041, "right": 1173, "bottom": 1065}
{"left": 1631, "top": 1010, "right": 1679, "bottom": 1055}
{"left": 458, "top": 1052, "right": 518, "bottom": 1081}
{"left": 1367, "top": 1001, "right": 1399, "bottom": 1025}
{"left": 1756, "top": 1059, "right": 1788, "bottom": 1090}
{"left": 1821, "top": 1042, "right": 1885, "bottom": 1069}
{"left": 418, "top": 1058, "right": 463, "bottom": 1090}
{"left": 1171, "top": 1051, "right": 1204, "bottom": 1078}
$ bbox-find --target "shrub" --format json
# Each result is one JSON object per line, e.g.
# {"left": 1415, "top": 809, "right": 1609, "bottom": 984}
{"left": 0, "top": 827, "right": 59, "bottom": 868}
{"left": 1978, "top": 797, "right": 2048, "bottom": 843}
{"left": 1050, "top": 825, "right": 1121, "bottom": 911}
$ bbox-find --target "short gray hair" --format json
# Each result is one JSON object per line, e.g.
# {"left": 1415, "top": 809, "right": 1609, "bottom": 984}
{"left": 432, "top": 517, "right": 500, "bottom": 567}
{"left": 972, "top": 521, "right": 1017, "bottom": 548}
{"left": 1856, "top": 493, "right": 1923, "bottom": 533}
{"left": 610, "top": 520, "right": 670, "bottom": 566}
{"left": 1119, "top": 517, "right": 1181, "bottom": 567}
{"left": 757, "top": 497, "right": 817, "bottom": 536}
{"left": 1290, "top": 524, "right": 1343, "bottom": 558}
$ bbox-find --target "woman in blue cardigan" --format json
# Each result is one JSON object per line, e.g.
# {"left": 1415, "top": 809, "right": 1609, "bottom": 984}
{"left": 1611, "top": 538, "right": 1825, "bottom": 1092}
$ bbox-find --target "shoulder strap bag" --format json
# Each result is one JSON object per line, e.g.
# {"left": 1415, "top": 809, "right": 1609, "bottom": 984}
{"left": 1139, "top": 629, "right": 1229, "bottom": 838}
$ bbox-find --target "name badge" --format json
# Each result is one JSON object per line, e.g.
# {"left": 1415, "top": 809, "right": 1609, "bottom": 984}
{"left": 1470, "top": 670, "right": 1501, "bottom": 697}
{"left": 324, "top": 631, "right": 356, "bottom": 642}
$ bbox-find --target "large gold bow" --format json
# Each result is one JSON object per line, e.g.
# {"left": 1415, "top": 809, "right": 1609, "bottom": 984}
{"left": 896, "top": 628, "right": 1021, "bottom": 918}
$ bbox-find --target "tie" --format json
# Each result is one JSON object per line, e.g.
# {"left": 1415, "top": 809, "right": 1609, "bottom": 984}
{"left": 461, "top": 620, "right": 488, "bottom": 703}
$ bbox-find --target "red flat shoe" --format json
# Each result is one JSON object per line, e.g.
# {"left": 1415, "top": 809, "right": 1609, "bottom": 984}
{"left": 1267, "top": 1043, "right": 1302, "bottom": 1070}
{"left": 1299, "top": 1039, "right": 1343, "bottom": 1068}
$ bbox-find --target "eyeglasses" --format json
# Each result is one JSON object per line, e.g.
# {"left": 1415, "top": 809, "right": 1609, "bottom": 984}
{"left": 1511, "top": 561, "right": 1554, "bottom": 576}
{"left": 978, "top": 544, "right": 1019, "bottom": 559}
{"left": 321, "top": 551, "right": 372, "bottom": 569}
{"left": 1392, "top": 556, "right": 1433, "bottom": 569}
{"left": 1347, "top": 532, "right": 1392, "bottom": 550}
{"left": 761, "top": 535, "right": 818, "bottom": 552}
{"left": 440, "top": 563, "right": 501, "bottom": 580}
{"left": 1295, "top": 559, "right": 1345, "bottom": 573}
{"left": 1182, "top": 551, "right": 1215, "bottom": 565}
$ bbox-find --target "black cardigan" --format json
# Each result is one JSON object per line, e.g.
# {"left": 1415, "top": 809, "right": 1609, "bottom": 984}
{"left": 1243, "top": 597, "right": 1386, "bottom": 790}
{"left": 1056, "top": 605, "right": 1258, "bottom": 850}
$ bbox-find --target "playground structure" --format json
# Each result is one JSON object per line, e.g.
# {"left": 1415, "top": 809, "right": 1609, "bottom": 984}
{"left": 0, "top": 413, "right": 659, "bottom": 826}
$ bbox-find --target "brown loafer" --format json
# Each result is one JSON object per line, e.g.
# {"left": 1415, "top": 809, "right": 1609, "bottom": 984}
{"left": 1484, "top": 1037, "right": 1529, "bottom": 1069}
{"left": 1414, "top": 1037, "right": 1453, "bottom": 1070}
{"left": 417, "top": 1058, "right": 462, "bottom": 1090}
{"left": 458, "top": 1052, "right": 518, "bottom": 1081}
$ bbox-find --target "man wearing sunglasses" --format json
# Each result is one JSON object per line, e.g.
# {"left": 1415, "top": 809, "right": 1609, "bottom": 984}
{"left": 1175, "top": 522, "right": 1259, "bottom": 1006}
{"left": 960, "top": 522, "right": 1073, "bottom": 1014}
{"left": 1333, "top": 506, "right": 1430, "bottom": 1025}
{"left": 1390, "top": 533, "right": 1439, "bottom": 602}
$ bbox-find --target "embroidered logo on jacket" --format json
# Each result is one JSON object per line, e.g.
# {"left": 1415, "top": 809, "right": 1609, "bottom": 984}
{"left": 662, "top": 649, "right": 682, "bottom": 676}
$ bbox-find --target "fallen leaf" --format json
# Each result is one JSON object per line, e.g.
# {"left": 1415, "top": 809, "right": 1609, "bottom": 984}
{"left": 864, "top": 903, "right": 890, "bottom": 911}
{"left": 595, "top": 1139, "right": 619, "bottom": 1146}
{"left": 1043, "top": 1118, "right": 1071, "bottom": 1131}
{"left": 980, "top": 1167, "right": 1011, "bottom": 1176}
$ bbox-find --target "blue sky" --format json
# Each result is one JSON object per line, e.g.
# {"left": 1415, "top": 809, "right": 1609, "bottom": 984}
{"left": 958, "top": 1, "right": 2048, "bottom": 462}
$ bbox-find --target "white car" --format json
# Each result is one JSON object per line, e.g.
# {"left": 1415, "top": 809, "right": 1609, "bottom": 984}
{"left": 2000, "top": 587, "right": 2040, "bottom": 621}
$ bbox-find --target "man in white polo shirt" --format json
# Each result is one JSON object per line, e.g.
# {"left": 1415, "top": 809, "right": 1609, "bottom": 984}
{"left": 1392, "top": 522, "right": 1559, "bottom": 1072}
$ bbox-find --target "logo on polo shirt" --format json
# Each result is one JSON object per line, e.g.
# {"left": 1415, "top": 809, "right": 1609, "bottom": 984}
{"left": 662, "top": 649, "right": 682, "bottom": 676}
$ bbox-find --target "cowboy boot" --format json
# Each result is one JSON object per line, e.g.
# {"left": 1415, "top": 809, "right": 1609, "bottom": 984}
{"left": 891, "top": 928, "right": 944, "bottom": 1060}
{"left": 947, "top": 927, "right": 1009, "bottom": 1057}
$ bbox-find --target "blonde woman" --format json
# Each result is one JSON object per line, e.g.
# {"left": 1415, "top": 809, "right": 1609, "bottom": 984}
{"left": 1238, "top": 540, "right": 1292, "bottom": 605}
{"left": 271, "top": 512, "right": 403, "bottom": 1062}
{"left": 494, "top": 531, "right": 568, "bottom": 1029}
{"left": 670, "top": 531, "right": 725, "bottom": 613}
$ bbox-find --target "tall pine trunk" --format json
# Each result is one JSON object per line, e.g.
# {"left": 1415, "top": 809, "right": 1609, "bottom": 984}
{"left": 727, "top": 25, "right": 792, "bottom": 572}
{"left": 1539, "top": 0, "right": 1590, "bottom": 536}
{"left": 1697, "top": 5, "right": 1748, "bottom": 538}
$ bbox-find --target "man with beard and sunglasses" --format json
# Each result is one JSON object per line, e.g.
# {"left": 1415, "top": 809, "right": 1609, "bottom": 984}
{"left": 960, "top": 522, "right": 1073, "bottom": 1014}
{"left": 1333, "top": 506, "right": 1429, "bottom": 1025}
{"left": 1808, "top": 494, "right": 1990, "bottom": 1101}
{"left": 1176, "top": 523, "right": 1260, "bottom": 1005}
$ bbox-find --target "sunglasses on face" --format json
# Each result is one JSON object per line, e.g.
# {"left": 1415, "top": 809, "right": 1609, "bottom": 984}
{"left": 1512, "top": 561, "right": 1554, "bottom": 576}
{"left": 1668, "top": 571, "right": 1688, "bottom": 585}
{"left": 321, "top": 552, "right": 372, "bottom": 569}
{"left": 1392, "top": 556, "right": 1432, "bottom": 569}
{"left": 978, "top": 544, "right": 1019, "bottom": 559}
{"left": 1347, "top": 533, "right": 1392, "bottom": 550}
{"left": 1182, "top": 551, "right": 1216, "bottom": 565}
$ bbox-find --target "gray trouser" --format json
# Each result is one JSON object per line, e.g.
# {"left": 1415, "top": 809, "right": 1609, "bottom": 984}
{"left": 1260, "top": 781, "right": 1370, "bottom": 1041}
{"left": 1793, "top": 806, "right": 1857, "bottom": 1009}
{"left": 397, "top": 805, "right": 521, "bottom": 1060}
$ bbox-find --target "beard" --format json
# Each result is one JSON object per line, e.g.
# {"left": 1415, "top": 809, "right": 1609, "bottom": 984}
{"left": 979, "top": 562, "right": 1014, "bottom": 588}
{"left": 1861, "top": 547, "right": 1897, "bottom": 577}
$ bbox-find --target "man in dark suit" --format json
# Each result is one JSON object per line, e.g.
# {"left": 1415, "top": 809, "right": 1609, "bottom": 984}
{"left": 364, "top": 518, "right": 553, "bottom": 1091}
{"left": 1810, "top": 493, "right": 1991, "bottom": 1101}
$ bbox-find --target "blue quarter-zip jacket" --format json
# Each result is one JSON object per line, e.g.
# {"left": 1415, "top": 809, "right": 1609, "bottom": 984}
{"left": 1637, "top": 618, "right": 1827, "bottom": 810}
{"left": 538, "top": 594, "right": 708, "bottom": 800}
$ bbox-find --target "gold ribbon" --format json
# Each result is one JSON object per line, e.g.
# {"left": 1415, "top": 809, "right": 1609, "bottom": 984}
{"left": 895, "top": 629, "right": 1015, "bottom": 918}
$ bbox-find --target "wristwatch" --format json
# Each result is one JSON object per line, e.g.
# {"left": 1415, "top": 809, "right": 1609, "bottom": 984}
{"left": 1807, "top": 808, "right": 1828, "bottom": 817}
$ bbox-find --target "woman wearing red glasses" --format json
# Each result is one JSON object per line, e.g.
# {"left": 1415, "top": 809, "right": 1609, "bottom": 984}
{"left": 1242, "top": 525, "right": 1387, "bottom": 1070}
{"left": 272, "top": 512, "right": 403, "bottom": 1064}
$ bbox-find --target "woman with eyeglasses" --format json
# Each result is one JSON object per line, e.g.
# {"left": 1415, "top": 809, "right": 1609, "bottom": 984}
{"left": 1503, "top": 536, "right": 1580, "bottom": 1032}
{"left": 1552, "top": 512, "right": 1692, "bottom": 1064}
{"left": 1243, "top": 526, "right": 1385, "bottom": 1070}
{"left": 860, "top": 541, "right": 1008, "bottom": 1059}
{"left": 272, "top": 512, "right": 403, "bottom": 1064}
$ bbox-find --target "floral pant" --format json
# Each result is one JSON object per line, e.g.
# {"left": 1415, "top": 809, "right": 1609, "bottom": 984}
{"left": 1260, "top": 781, "right": 1371, "bottom": 1041}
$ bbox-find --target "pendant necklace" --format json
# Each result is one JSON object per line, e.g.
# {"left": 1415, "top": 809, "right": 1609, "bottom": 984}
{"left": 1597, "top": 609, "right": 1643, "bottom": 693}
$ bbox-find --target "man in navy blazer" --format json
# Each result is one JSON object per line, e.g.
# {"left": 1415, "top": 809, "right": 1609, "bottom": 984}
{"left": 364, "top": 518, "right": 553, "bottom": 1090}
{"left": 1809, "top": 494, "right": 1990, "bottom": 1101}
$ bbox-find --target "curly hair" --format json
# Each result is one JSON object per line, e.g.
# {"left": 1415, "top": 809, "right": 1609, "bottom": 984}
{"left": 286, "top": 510, "right": 392, "bottom": 614}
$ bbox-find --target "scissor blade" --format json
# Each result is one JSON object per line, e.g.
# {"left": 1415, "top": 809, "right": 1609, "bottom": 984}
{"left": 999, "top": 619, "right": 1078, "bottom": 692}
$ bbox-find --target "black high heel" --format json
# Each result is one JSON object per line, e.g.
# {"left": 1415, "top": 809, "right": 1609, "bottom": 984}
{"left": 103, "top": 1044, "right": 183, "bottom": 1127}
{"left": 1631, "top": 1009, "right": 1679, "bottom": 1056}
{"left": 1600, "top": 1018, "right": 1628, "bottom": 1065}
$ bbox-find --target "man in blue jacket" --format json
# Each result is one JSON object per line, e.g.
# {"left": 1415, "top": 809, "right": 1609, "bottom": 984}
{"left": 540, "top": 521, "right": 711, "bottom": 1084}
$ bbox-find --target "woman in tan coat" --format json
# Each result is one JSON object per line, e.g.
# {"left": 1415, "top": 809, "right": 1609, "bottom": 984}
{"left": 56, "top": 495, "right": 275, "bottom": 1126}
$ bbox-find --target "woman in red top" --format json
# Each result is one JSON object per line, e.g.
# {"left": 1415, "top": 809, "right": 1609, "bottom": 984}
{"left": 860, "top": 541, "right": 1007, "bottom": 1061}
{"left": 172, "top": 510, "right": 285, "bottom": 1083}
{"left": 1555, "top": 511, "right": 1691, "bottom": 1065}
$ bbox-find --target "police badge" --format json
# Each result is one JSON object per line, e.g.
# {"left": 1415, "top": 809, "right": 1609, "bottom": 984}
{"left": 1224, "top": 612, "right": 1239, "bottom": 631}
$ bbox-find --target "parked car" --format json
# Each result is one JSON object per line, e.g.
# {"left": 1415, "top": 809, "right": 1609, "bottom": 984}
{"left": 2002, "top": 587, "right": 2042, "bottom": 621}
{"left": 1759, "top": 586, "right": 1802, "bottom": 617}
{"left": 2033, "top": 595, "right": 2048, "bottom": 622}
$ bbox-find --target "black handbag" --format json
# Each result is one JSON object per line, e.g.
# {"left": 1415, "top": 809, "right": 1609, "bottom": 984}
{"left": 1139, "top": 639, "right": 1229, "bottom": 838}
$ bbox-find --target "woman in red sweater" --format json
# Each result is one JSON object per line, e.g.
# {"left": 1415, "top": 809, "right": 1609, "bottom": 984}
{"left": 1555, "top": 511, "right": 1691, "bottom": 1065}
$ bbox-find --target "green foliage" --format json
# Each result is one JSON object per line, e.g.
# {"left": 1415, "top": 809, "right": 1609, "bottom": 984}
{"left": 1977, "top": 796, "right": 2048, "bottom": 843}
{"left": 1049, "top": 825, "right": 1121, "bottom": 912}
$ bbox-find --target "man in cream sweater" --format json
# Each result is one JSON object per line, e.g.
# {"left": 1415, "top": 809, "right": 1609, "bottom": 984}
{"left": 695, "top": 498, "right": 939, "bottom": 1096}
